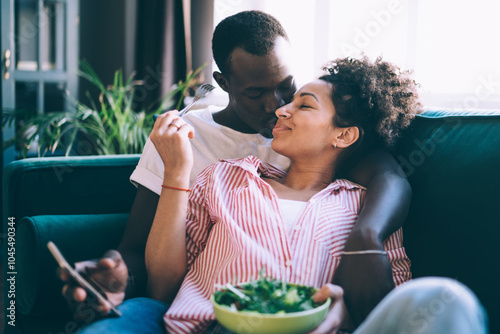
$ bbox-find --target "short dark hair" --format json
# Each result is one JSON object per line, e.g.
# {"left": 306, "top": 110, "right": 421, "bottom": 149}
{"left": 320, "top": 56, "right": 422, "bottom": 174}
{"left": 212, "top": 10, "right": 289, "bottom": 75}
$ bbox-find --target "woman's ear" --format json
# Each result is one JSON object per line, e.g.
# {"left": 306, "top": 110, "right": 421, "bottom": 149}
{"left": 213, "top": 71, "right": 229, "bottom": 93}
{"left": 334, "top": 126, "right": 360, "bottom": 149}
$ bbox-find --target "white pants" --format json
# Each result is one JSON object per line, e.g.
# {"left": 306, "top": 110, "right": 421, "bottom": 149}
{"left": 354, "top": 277, "right": 488, "bottom": 334}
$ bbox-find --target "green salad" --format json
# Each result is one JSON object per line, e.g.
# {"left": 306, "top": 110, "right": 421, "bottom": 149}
{"left": 213, "top": 276, "right": 324, "bottom": 314}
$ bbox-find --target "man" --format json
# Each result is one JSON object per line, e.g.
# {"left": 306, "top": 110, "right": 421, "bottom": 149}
{"left": 60, "top": 10, "right": 411, "bottom": 332}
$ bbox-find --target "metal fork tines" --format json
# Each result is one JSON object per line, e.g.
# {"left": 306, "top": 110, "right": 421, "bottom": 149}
{"left": 178, "top": 83, "right": 215, "bottom": 117}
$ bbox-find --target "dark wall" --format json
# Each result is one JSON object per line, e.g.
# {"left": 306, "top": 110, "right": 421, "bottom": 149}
{"left": 192, "top": 0, "right": 214, "bottom": 83}
{"left": 78, "top": 0, "right": 136, "bottom": 100}
{"left": 0, "top": 4, "right": 3, "bottom": 204}
{"left": 77, "top": 0, "right": 213, "bottom": 108}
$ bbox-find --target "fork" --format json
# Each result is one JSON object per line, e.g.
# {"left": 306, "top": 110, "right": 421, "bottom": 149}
{"left": 153, "top": 83, "right": 215, "bottom": 122}
{"left": 178, "top": 83, "right": 215, "bottom": 117}
{"left": 225, "top": 283, "right": 251, "bottom": 301}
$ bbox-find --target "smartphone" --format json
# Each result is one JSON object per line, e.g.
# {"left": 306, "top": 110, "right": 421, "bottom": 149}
{"left": 47, "top": 241, "right": 122, "bottom": 317}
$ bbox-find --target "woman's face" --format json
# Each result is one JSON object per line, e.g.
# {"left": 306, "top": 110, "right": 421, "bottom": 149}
{"left": 271, "top": 79, "right": 338, "bottom": 159}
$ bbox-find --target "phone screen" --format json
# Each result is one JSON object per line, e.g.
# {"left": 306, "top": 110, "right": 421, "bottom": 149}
{"left": 47, "top": 241, "right": 122, "bottom": 317}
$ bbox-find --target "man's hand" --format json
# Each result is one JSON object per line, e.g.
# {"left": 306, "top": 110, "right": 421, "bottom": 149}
{"left": 308, "top": 284, "right": 352, "bottom": 334}
{"left": 57, "top": 250, "right": 128, "bottom": 322}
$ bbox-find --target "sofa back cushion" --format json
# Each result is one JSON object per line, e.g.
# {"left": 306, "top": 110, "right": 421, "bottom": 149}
{"left": 2, "top": 154, "right": 140, "bottom": 220}
{"left": 16, "top": 213, "right": 129, "bottom": 317}
{"left": 395, "top": 110, "right": 500, "bottom": 329}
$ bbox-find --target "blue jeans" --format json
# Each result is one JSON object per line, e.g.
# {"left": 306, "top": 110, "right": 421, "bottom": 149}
{"left": 77, "top": 297, "right": 169, "bottom": 334}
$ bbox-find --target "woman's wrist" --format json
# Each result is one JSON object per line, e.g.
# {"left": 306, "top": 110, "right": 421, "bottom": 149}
{"left": 162, "top": 172, "right": 190, "bottom": 188}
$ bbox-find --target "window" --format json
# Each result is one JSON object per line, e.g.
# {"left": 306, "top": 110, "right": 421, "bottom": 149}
{"left": 2, "top": 0, "right": 79, "bottom": 166}
{"left": 212, "top": 0, "right": 500, "bottom": 110}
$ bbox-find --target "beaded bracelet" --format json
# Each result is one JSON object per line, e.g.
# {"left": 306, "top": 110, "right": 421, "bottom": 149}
{"left": 341, "top": 250, "right": 387, "bottom": 255}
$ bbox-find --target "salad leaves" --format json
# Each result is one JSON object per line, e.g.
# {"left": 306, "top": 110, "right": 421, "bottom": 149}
{"left": 213, "top": 276, "right": 323, "bottom": 314}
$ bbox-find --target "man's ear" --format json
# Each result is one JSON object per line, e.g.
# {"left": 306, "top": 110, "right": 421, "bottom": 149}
{"left": 334, "top": 126, "right": 360, "bottom": 149}
{"left": 213, "top": 71, "right": 229, "bottom": 93}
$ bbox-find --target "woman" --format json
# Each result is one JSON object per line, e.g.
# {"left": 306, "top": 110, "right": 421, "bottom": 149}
{"left": 146, "top": 56, "right": 417, "bottom": 333}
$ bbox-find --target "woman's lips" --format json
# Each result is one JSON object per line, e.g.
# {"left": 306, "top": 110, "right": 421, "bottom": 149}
{"left": 272, "top": 123, "right": 291, "bottom": 135}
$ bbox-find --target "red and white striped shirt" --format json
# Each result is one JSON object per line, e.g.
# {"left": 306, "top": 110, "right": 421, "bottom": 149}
{"left": 164, "top": 156, "right": 411, "bottom": 333}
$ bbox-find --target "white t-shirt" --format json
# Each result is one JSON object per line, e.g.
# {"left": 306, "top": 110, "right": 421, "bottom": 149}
{"left": 130, "top": 106, "right": 291, "bottom": 195}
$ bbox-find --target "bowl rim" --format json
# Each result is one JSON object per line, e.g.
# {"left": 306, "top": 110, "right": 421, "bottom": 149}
{"left": 210, "top": 294, "right": 331, "bottom": 318}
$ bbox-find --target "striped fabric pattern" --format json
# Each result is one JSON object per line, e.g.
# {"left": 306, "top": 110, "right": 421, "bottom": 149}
{"left": 164, "top": 156, "right": 411, "bottom": 333}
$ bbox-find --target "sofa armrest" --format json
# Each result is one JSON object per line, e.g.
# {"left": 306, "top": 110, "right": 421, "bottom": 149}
{"left": 2, "top": 155, "right": 139, "bottom": 333}
{"left": 16, "top": 213, "right": 129, "bottom": 317}
{"left": 2, "top": 154, "right": 141, "bottom": 221}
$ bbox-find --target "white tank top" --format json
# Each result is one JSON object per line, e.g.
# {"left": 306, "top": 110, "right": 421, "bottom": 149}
{"left": 277, "top": 198, "right": 307, "bottom": 233}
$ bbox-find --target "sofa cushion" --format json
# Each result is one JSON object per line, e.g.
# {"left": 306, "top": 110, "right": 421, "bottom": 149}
{"left": 395, "top": 109, "right": 500, "bottom": 329}
{"left": 16, "top": 213, "right": 129, "bottom": 317}
{"left": 2, "top": 154, "right": 140, "bottom": 221}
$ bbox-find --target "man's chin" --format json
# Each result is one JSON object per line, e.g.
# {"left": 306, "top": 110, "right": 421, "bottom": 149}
{"left": 259, "top": 127, "right": 274, "bottom": 138}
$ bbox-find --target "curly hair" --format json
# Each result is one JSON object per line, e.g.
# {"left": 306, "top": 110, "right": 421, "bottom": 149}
{"left": 212, "top": 11, "right": 289, "bottom": 75}
{"left": 320, "top": 56, "right": 422, "bottom": 172}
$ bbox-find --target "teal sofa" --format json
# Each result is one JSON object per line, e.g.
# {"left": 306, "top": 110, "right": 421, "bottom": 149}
{"left": 3, "top": 110, "right": 500, "bottom": 333}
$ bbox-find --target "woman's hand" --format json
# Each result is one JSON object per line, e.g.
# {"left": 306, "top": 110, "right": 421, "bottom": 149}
{"left": 308, "top": 284, "right": 353, "bottom": 334}
{"left": 149, "top": 110, "right": 195, "bottom": 182}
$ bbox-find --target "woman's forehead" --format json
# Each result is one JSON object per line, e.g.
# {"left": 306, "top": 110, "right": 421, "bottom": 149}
{"left": 295, "top": 80, "right": 332, "bottom": 99}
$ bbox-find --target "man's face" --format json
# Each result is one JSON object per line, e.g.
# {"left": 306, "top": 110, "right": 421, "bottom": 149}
{"left": 224, "top": 37, "right": 296, "bottom": 138}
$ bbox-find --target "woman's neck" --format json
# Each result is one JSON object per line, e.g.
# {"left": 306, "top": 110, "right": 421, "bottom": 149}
{"left": 264, "top": 157, "right": 337, "bottom": 201}
{"left": 283, "top": 161, "right": 335, "bottom": 191}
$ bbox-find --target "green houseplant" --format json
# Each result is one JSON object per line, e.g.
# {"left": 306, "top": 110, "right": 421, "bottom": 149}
{"left": 2, "top": 60, "right": 205, "bottom": 157}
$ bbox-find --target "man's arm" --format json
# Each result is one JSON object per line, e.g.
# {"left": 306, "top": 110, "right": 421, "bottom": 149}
{"left": 118, "top": 185, "right": 160, "bottom": 298}
{"left": 58, "top": 185, "right": 159, "bottom": 321}
{"left": 333, "top": 148, "right": 412, "bottom": 326}
{"left": 58, "top": 185, "right": 159, "bottom": 318}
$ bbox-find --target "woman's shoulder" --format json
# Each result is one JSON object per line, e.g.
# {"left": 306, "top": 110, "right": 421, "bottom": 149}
{"left": 330, "top": 178, "right": 367, "bottom": 192}
{"left": 197, "top": 156, "right": 260, "bottom": 179}
{"left": 325, "top": 179, "right": 366, "bottom": 214}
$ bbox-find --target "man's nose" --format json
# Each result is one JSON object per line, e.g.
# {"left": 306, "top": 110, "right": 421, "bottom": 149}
{"left": 263, "top": 91, "right": 285, "bottom": 114}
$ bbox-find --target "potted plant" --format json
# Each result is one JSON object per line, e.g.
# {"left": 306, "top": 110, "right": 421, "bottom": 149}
{"left": 2, "top": 60, "right": 205, "bottom": 157}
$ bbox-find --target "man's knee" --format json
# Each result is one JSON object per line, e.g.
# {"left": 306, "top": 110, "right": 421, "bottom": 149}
{"left": 390, "top": 277, "right": 487, "bottom": 334}
{"left": 394, "top": 277, "right": 480, "bottom": 310}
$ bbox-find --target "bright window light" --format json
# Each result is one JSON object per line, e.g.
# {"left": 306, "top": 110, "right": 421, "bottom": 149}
{"left": 213, "top": 0, "right": 500, "bottom": 110}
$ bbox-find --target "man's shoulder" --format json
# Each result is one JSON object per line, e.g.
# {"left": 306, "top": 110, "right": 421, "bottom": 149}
{"left": 185, "top": 108, "right": 268, "bottom": 146}
{"left": 183, "top": 106, "right": 221, "bottom": 126}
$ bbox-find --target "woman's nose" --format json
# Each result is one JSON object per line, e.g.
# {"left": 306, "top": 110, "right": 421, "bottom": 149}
{"left": 275, "top": 104, "right": 291, "bottom": 118}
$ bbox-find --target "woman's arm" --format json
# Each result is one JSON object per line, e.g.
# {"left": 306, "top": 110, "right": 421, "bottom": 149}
{"left": 145, "top": 181, "right": 190, "bottom": 303}
{"left": 144, "top": 111, "right": 195, "bottom": 303}
{"left": 334, "top": 148, "right": 412, "bottom": 326}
